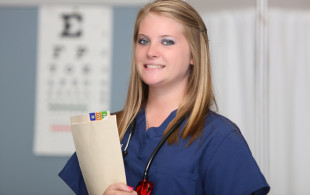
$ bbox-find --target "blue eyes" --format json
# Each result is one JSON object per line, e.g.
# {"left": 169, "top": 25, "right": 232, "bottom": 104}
{"left": 137, "top": 38, "right": 175, "bottom": 46}
{"left": 138, "top": 38, "right": 149, "bottom": 45}
{"left": 162, "top": 39, "right": 175, "bottom": 45}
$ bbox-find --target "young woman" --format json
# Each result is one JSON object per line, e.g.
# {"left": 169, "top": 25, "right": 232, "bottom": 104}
{"left": 60, "top": 1, "right": 270, "bottom": 194}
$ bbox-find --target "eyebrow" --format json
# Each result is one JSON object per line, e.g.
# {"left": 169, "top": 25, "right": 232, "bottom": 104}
{"left": 137, "top": 33, "right": 175, "bottom": 39}
{"left": 137, "top": 34, "right": 149, "bottom": 38}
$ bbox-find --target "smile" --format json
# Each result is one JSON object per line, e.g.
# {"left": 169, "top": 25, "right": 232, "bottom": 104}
{"left": 144, "top": 64, "right": 165, "bottom": 69}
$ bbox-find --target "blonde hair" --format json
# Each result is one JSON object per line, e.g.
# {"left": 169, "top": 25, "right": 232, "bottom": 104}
{"left": 117, "top": 0, "right": 216, "bottom": 145}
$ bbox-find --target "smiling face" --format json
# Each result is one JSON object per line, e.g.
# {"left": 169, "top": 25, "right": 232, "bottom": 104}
{"left": 135, "top": 13, "right": 193, "bottom": 91}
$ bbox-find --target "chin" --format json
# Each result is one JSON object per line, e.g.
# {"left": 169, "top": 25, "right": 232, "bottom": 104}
{"left": 143, "top": 80, "right": 163, "bottom": 88}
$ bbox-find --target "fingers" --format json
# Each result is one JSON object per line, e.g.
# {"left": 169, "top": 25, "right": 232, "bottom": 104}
{"left": 115, "top": 183, "right": 133, "bottom": 192}
{"left": 104, "top": 183, "right": 137, "bottom": 195}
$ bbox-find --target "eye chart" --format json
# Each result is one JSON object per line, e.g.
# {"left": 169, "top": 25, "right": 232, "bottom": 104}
{"left": 33, "top": 5, "right": 112, "bottom": 156}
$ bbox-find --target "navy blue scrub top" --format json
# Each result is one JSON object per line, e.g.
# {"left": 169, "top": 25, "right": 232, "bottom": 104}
{"left": 59, "top": 110, "right": 270, "bottom": 195}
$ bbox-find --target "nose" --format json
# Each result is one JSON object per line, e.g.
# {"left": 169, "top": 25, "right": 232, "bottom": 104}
{"left": 146, "top": 42, "right": 159, "bottom": 58}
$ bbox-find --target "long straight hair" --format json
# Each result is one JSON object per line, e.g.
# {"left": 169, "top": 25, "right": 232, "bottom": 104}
{"left": 117, "top": 0, "right": 216, "bottom": 145}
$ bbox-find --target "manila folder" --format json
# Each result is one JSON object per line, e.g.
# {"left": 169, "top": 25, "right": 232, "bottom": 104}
{"left": 70, "top": 113, "right": 126, "bottom": 195}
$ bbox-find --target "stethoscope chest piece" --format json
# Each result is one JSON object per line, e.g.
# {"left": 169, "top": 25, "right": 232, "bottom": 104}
{"left": 136, "top": 179, "right": 154, "bottom": 195}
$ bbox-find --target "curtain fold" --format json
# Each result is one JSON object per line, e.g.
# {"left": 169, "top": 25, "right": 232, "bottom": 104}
{"left": 269, "top": 9, "right": 310, "bottom": 195}
{"left": 202, "top": 9, "right": 258, "bottom": 166}
{"left": 202, "top": 8, "right": 310, "bottom": 194}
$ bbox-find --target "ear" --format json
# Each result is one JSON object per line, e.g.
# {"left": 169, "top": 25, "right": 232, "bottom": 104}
{"left": 190, "top": 57, "right": 194, "bottom": 66}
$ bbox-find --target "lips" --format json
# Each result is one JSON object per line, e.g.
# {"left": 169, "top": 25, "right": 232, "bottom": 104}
{"left": 144, "top": 64, "right": 165, "bottom": 69}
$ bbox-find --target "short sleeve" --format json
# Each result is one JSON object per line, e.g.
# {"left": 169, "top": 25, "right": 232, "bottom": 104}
{"left": 203, "top": 130, "right": 270, "bottom": 195}
{"left": 58, "top": 152, "right": 88, "bottom": 195}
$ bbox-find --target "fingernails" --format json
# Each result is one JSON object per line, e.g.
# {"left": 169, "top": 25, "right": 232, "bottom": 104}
{"left": 128, "top": 186, "right": 133, "bottom": 191}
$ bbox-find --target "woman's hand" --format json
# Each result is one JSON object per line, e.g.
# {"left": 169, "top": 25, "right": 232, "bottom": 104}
{"left": 103, "top": 183, "right": 137, "bottom": 195}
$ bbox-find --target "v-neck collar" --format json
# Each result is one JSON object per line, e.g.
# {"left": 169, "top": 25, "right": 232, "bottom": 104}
{"left": 136, "top": 109, "right": 178, "bottom": 138}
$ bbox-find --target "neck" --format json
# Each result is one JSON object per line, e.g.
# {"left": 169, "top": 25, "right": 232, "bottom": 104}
{"left": 145, "top": 82, "right": 187, "bottom": 130}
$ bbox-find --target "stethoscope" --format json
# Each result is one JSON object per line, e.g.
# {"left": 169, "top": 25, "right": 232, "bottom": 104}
{"left": 122, "top": 114, "right": 186, "bottom": 195}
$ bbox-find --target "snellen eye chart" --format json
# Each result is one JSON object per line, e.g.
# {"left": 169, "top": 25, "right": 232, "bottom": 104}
{"left": 34, "top": 5, "right": 113, "bottom": 156}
